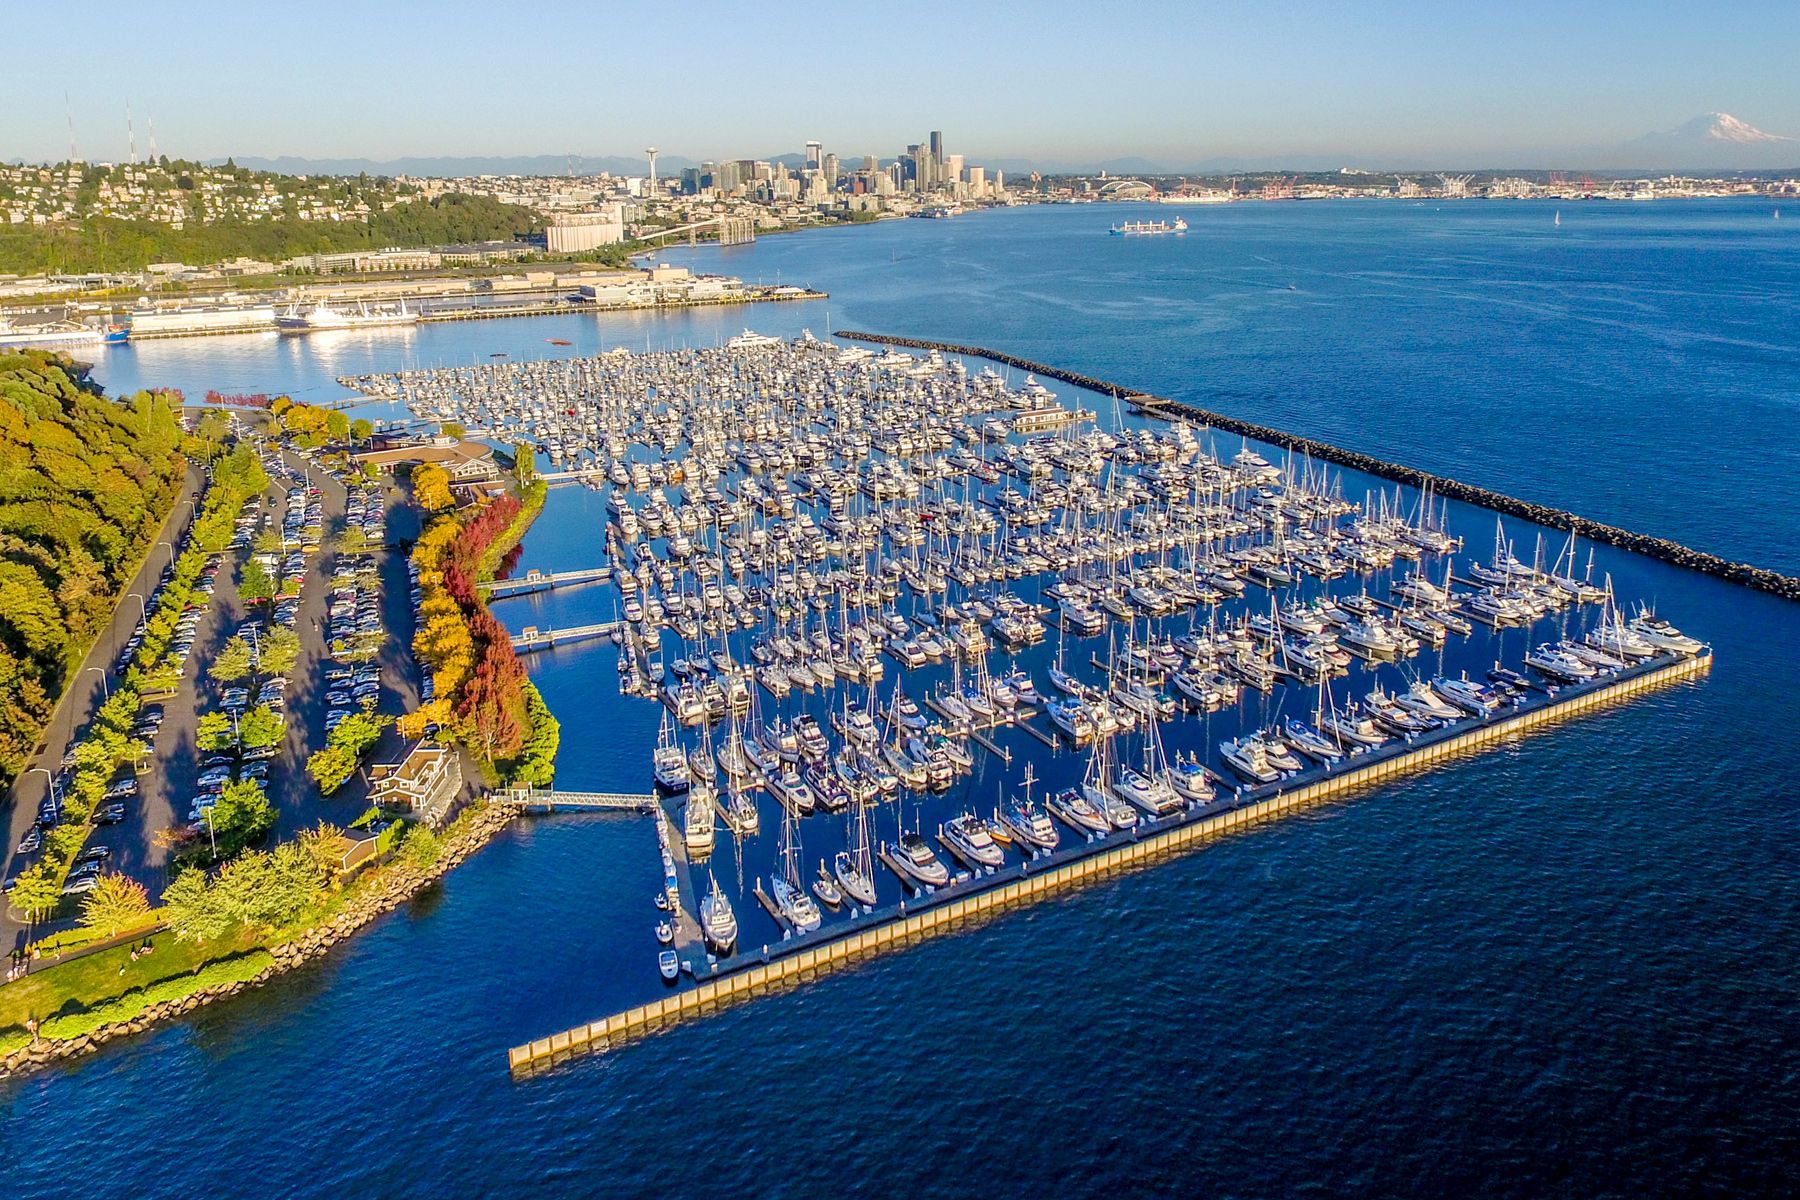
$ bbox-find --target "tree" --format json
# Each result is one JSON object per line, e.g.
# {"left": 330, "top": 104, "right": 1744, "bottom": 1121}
{"left": 400, "top": 824, "right": 442, "bottom": 869}
{"left": 297, "top": 821, "right": 346, "bottom": 876}
{"left": 239, "top": 560, "right": 274, "bottom": 605}
{"left": 350, "top": 417, "right": 373, "bottom": 443}
{"left": 413, "top": 464, "right": 453, "bottom": 512}
{"left": 160, "top": 869, "right": 234, "bottom": 943}
{"left": 209, "top": 636, "right": 254, "bottom": 683}
{"left": 258, "top": 627, "right": 300, "bottom": 676}
{"left": 440, "top": 422, "right": 465, "bottom": 440}
{"left": 211, "top": 778, "right": 275, "bottom": 842}
{"left": 306, "top": 745, "right": 358, "bottom": 795}
{"left": 328, "top": 711, "right": 388, "bottom": 757}
{"left": 80, "top": 873, "right": 150, "bottom": 937}
{"left": 238, "top": 704, "right": 285, "bottom": 750}
{"left": 326, "top": 411, "right": 350, "bottom": 441}
{"left": 253, "top": 527, "right": 283, "bottom": 554}
{"left": 216, "top": 843, "right": 324, "bottom": 930}
{"left": 7, "top": 862, "right": 62, "bottom": 919}
{"left": 512, "top": 442, "right": 535, "bottom": 485}
{"left": 197, "top": 709, "right": 235, "bottom": 752}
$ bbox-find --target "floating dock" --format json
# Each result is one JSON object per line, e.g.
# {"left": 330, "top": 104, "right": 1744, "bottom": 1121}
{"left": 507, "top": 649, "right": 1711, "bottom": 1076}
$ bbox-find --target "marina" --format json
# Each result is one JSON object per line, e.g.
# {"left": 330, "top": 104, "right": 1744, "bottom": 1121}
{"left": 340, "top": 329, "right": 1717, "bottom": 1043}
{"left": 510, "top": 647, "right": 1711, "bottom": 1073}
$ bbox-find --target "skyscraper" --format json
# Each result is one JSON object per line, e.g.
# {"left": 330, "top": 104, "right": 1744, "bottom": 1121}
{"left": 928, "top": 131, "right": 944, "bottom": 163}
{"left": 805, "top": 140, "right": 822, "bottom": 171}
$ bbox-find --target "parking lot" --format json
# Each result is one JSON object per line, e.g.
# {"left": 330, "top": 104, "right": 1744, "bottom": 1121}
{"left": 4, "top": 420, "right": 427, "bottom": 947}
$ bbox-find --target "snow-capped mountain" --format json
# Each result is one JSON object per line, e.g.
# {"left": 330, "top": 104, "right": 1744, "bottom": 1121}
{"left": 1616, "top": 113, "right": 1799, "bottom": 168}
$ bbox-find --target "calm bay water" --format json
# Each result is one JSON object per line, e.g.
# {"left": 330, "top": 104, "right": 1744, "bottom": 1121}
{"left": 6, "top": 202, "right": 1797, "bottom": 1198}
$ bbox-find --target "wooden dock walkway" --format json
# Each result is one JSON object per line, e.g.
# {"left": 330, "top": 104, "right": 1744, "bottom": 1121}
{"left": 510, "top": 621, "right": 621, "bottom": 652}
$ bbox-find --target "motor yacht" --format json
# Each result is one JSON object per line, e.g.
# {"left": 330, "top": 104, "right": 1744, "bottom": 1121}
{"left": 888, "top": 832, "right": 950, "bottom": 887}
{"left": 943, "top": 812, "right": 1006, "bottom": 867}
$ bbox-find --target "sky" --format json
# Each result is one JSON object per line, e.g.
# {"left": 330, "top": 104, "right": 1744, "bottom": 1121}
{"left": 5, "top": 0, "right": 1798, "bottom": 168}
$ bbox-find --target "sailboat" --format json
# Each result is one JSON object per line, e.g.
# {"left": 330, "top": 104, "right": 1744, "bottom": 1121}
{"left": 997, "top": 763, "right": 1060, "bottom": 852}
{"left": 652, "top": 708, "right": 689, "bottom": 792}
{"left": 1079, "top": 735, "right": 1140, "bottom": 830}
{"left": 769, "top": 806, "right": 822, "bottom": 933}
{"left": 700, "top": 871, "right": 737, "bottom": 952}
{"left": 833, "top": 797, "right": 879, "bottom": 906}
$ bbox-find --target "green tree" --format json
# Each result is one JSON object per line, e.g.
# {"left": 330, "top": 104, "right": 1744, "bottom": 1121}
{"left": 238, "top": 704, "right": 284, "bottom": 750}
{"left": 7, "top": 862, "right": 62, "bottom": 919}
{"left": 253, "top": 527, "right": 283, "bottom": 554}
{"left": 80, "top": 873, "right": 151, "bottom": 937}
{"left": 512, "top": 442, "right": 535, "bottom": 485}
{"left": 326, "top": 411, "right": 350, "bottom": 441}
{"left": 239, "top": 561, "right": 274, "bottom": 605}
{"left": 209, "top": 636, "right": 254, "bottom": 683}
{"left": 197, "top": 709, "right": 235, "bottom": 752}
{"left": 258, "top": 627, "right": 301, "bottom": 676}
{"left": 217, "top": 842, "right": 324, "bottom": 930}
{"left": 306, "top": 745, "right": 358, "bottom": 795}
{"left": 328, "top": 711, "right": 388, "bottom": 757}
{"left": 350, "top": 418, "right": 373, "bottom": 443}
{"left": 211, "top": 778, "right": 275, "bottom": 842}
{"left": 296, "top": 821, "right": 346, "bottom": 876}
{"left": 160, "top": 869, "right": 234, "bottom": 943}
{"left": 400, "top": 824, "right": 442, "bottom": 869}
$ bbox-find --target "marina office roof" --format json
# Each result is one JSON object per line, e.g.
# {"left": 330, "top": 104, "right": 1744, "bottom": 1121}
{"left": 352, "top": 439, "right": 497, "bottom": 479}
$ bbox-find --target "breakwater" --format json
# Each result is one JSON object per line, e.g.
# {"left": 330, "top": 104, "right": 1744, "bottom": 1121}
{"left": 833, "top": 331, "right": 1800, "bottom": 603}
{"left": 507, "top": 650, "right": 1712, "bottom": 1077}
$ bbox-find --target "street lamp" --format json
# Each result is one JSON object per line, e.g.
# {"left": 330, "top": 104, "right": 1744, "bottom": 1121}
{"left": 85, "top": 665, "right": 109, "bottom": 701}
{"left": 157, "top": 541, "right": 174, "bottom": 572}
{"left": 126, "top": 592, "right": 147, "bottom": 624}
{"left": 27, "top": 767, "right": 58, "bottom": 819}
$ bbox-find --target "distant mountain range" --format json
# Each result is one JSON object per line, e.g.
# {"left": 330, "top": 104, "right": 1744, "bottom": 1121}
{"left": 211, "top": 115, "right": 1798, "bottom": 180}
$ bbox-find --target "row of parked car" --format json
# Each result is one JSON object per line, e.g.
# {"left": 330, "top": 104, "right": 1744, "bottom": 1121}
{"left": 323, "top": 553, "right": 386, "bottom": 730}
{"left": 186, "top": 470, "right": 327, "bottom": 828}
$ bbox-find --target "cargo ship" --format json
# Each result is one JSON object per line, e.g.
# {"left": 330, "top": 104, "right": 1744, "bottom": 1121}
{"left": 1109, "top": 218, "right": 1187, "bottom": 235}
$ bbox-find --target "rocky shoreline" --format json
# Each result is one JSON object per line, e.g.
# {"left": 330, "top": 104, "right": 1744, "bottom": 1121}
{"left": 0, "top": 799, "right": 523, "bottom": 1082}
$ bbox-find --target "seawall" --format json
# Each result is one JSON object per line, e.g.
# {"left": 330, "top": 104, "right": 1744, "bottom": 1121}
{"left": 831, "top": 331, "right": 1800, "bottom": 603}
{"left": 508, "top": 652, "right": 1712, "bottom": 1077}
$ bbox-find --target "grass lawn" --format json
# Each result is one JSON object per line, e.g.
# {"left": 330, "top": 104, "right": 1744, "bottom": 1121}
{"left": 0, "top": 927, "right": 262, "bottom": 1030}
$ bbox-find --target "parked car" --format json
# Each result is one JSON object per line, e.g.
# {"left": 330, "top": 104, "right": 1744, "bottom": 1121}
{"left": 93, "top": 803, "right": 128, "bottom": 825}
{"left": 74, "top": 845, "right": 112, "bottom": 866}
{"left": 61, "top": 875, "right": 100, "bottom": 896}
{"left": 15, "top": 827, "right": 41, "bottom": 854}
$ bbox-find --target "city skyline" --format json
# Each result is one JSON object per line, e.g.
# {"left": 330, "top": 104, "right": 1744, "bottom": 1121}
{"left": 4, "top": 0, "right": 1798, "bottom": 169}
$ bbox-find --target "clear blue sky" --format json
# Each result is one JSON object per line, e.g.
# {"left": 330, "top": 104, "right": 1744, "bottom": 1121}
{"left": 6, "top": 0, "right": 1797, "bottom": 166}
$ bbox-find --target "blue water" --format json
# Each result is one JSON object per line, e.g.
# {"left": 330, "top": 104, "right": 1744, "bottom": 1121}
{"left": 7, "top": 202, "right": 1798, "bottom": 1198}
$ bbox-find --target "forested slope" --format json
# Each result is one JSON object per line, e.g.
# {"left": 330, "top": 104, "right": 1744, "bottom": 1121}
{"left": 0, "top": 352, "right": 187, "bottom": 782}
